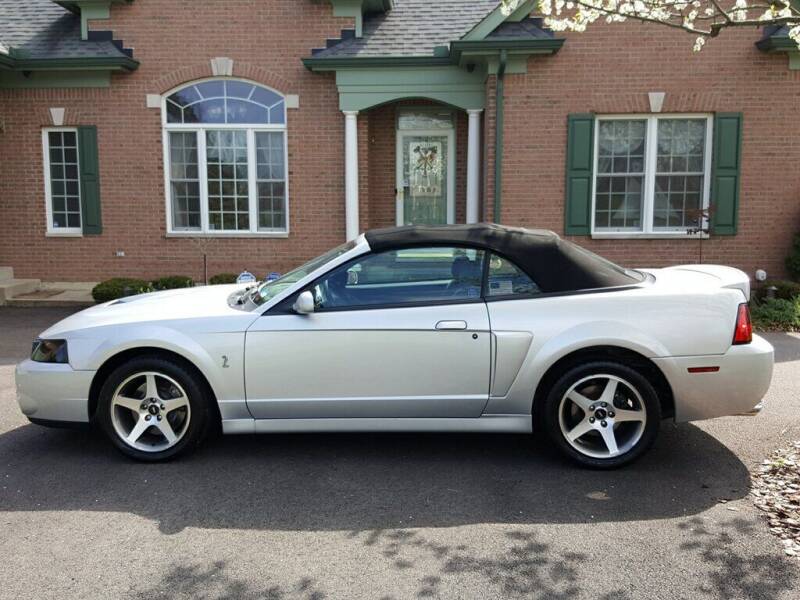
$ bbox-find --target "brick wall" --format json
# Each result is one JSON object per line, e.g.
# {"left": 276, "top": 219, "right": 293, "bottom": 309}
{"left": 495, "top": 21, "right": 800, "bottom": 277}
{"left": 0, "top": 0, "right": 354, "bottom": 282}
{"left": 1, "top": 5, "right": 798, "bottom": 282}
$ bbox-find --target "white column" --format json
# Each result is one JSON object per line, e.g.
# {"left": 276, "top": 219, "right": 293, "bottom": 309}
{"left": 344, "top": 110, "right": 360, "bottom": 240}
{"left": 466, "top": 109, "right": 483, "bottom": 224}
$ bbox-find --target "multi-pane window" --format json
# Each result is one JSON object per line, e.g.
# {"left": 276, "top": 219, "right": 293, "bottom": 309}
{"left": 593, "top": 116, "right": 712, "bottom": 235}
{"left": 43, "top": 129, "right": 81, "bottom": 233}
{"left": 256, "top": 132, "right": 286, "bottom": 230}
{"left": 163, "top": 79, "right": 288, "bottom": 234}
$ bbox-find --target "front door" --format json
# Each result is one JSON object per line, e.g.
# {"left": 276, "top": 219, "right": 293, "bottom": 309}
{"left": 245, "top": 246, "right": 490, "bottom": 420}
{"left": 396, "top": 128, "right": 455, "bottom": 226}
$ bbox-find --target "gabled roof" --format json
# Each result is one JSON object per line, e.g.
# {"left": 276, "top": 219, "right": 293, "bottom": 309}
{"left": 312, "top": 0, "right": 499, "bottom": 58}
{"left": 0, "top": 0, "right": 136, "bottom": 70}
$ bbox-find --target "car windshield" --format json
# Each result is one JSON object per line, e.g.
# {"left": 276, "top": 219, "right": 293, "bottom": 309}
{"left": 250, "top": 240, "right": 357, "bottom": 306}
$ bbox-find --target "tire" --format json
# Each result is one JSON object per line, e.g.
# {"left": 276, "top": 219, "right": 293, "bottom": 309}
{"left": 542, "top": 360, "right": 661, "bottom": 469}
{"left": 96, "top": 356, "right": 212, "bottom": 461}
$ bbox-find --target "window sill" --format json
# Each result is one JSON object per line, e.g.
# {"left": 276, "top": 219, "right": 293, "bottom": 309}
{"left": 166, "top": 231, "right": 290, "bottom": 239}
{"left": 45, "top": 231, "right": 83, "bottom": 238}
{"left": 591, "top": 232, "right": 709, "bottom": 240}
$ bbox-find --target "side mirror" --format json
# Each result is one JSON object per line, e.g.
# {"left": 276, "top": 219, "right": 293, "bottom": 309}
{"left": 292, "top": 290, "right": 315, "bottom": 315}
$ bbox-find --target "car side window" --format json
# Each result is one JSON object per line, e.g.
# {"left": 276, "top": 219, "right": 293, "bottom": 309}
{"left": 312, "top": 246, "right": 485, "bottom": 310}
{"left": 486, "top": 253, "right": 540, "bottom": 297}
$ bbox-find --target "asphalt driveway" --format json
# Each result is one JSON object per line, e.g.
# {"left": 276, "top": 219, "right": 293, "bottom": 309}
{"left": 1, "top": 307, "right": 799, "bottom": 599}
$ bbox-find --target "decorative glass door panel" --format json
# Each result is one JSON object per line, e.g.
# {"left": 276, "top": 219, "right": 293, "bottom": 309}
{"left": 396, "top": 129, "right": 454, "bottom": 226}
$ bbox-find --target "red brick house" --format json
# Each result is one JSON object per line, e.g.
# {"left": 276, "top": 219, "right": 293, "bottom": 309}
{"left": 0, "top": 0, "right": 798, "bottom": 283}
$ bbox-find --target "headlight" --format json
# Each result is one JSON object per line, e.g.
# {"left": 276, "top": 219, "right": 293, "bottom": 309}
{"left": 31, "top": 339, "right": 69, "bottom": 364}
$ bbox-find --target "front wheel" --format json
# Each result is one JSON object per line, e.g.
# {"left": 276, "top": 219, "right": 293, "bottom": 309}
{"left": 542, "top": 361, "right": 661, "bottom": 468}
{"left": 96, "top": 356, "right": 211, "bottom": 461}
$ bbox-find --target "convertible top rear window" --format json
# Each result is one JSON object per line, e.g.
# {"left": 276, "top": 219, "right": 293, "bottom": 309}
{"left": 365, "top": 224, "right": 644, "bottom": 293}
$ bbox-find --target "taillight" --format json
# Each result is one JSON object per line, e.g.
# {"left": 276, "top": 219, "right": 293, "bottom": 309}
{"left": 733, "top": 303, "right": 752, "bottom": 345}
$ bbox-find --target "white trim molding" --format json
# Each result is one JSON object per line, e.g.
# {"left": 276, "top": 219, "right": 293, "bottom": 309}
{"left": 146, "top": 94, "right": 161, "bottom": 109}
{"left": 285, "top": 94, "right": 300, "bottom": 109}
{"left": 344, "top": 110, "right": 360, "bottom": 241}
{"left": 48, "top": 108, "right": 65, "bottom": 126}
{"left": 466, "top": 109, "right": 482, "bottom": 224}
{"left": 210, "top": 57, "right": 234, "bottom": 77}
{"left": 648, "top": 92, "right": 666, "bottom": 113}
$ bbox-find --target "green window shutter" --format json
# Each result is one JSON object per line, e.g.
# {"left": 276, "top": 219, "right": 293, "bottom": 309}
{"left": 78, "top": 125, "right": 102, "bottom": 235}
{"left": 564, "top": 114, "right": 595, "bottom": 235}
{"left": 710, "top": 113, "right": 743, "bottom": 236}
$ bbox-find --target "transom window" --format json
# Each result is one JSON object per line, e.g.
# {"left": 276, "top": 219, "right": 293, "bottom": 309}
{"left": 593, "top": 115, "right": 712, "bottom": 236}
{"left": 163, "top": 79, "right": 288, "bottom": 235}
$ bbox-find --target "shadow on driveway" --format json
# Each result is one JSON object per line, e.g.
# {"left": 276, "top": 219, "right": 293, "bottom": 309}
{"left": 1, "top": 421, "right": 749, "bottom": 534}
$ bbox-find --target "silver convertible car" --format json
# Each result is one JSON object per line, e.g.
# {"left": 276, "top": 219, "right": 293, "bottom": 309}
{"left": 16, "top": 224, "right": 773, "bottom": 467}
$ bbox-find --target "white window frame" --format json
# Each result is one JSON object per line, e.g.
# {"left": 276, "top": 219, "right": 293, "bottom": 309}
{"left": 161, "top": 77, "right": 290, "bottom": 238}
{"left": 42, "top": 127, "right": 83, "bottom": 237}
{"left": 591, "top": 114, "right": 714, "bottom": 239}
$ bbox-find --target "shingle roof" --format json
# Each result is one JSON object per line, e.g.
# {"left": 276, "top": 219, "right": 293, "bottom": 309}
{"left": 0, "top": 0, "right": 130, "bottom": 61}
{"left": 313, "top": 0, "right": 500, "bottom": 58}
{"left": 487, "top": 17, "right": 555, "bottom": 40}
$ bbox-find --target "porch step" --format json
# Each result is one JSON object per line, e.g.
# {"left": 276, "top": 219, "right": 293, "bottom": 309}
{"left": 0, "top": 267, "right": 14, "bottom": 281}
{"left": 4, "top": 281, "right": 96, "bottom": 308}
{"left": 0, "top": 278, "right": 41, "bottom": 304}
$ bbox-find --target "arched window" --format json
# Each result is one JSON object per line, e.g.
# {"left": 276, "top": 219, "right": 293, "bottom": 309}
{"left": 163, "top": 79, "right": 288, "bottom": 234}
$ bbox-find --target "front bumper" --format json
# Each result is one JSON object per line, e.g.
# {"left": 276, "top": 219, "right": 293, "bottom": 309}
{"left": 653, "top": 334, "right": 774, "bottom": 422}
{"left": 15, "top": 359, "right": 94, "bottom": 424}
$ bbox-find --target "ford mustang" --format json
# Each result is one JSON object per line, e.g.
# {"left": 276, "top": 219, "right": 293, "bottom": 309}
{"left": 15, "top": 224, "right": 774, "bottom": 467}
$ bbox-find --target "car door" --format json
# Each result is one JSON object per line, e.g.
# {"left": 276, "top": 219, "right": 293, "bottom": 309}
{"left": 245, "top": 246, "right": 491, "bottom": 419}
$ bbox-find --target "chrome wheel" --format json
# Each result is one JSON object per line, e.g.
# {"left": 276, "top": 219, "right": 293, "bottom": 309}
{"left": 557, "top": 374, "right": 647, "bottom": 459}
{"left": 110, "top": 371, "right": 191, "bottom": 453}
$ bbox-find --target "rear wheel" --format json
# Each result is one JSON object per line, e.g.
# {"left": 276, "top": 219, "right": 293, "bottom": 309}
{"left": 543, "top": 361, "right": 661, "bottom": 468}
{"left": 96, "top": 356, "right": 211, "bottom": 461}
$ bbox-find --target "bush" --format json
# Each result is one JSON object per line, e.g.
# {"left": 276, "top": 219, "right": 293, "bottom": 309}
{"left": 751, "top": 297, "right": 800, "bottom": 331}
{"left": 92, "top": 278, "right": 152, "bottom": 303}
{"left": 209, "top": 273, "right": 238, "bottom": 285}
{"left": 786, "top": 234, "right": 800, "bottom": 282}
{"left": 151, "top": 275, "right": 194, "bottom": 291}
{"left": 753, "top": 279, "right": 800, "bottom": 302}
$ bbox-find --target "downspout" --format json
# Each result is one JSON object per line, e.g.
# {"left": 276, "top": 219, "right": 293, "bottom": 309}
{"left": 493, "top": 49, "right": 507, "bottom": 223}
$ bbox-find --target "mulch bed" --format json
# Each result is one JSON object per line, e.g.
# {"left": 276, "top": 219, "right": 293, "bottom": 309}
{"left": 751, "top": 441, "right": 800, "bottom": 557}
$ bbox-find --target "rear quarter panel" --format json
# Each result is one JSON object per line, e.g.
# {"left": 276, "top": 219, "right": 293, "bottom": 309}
{"left": 484, "top": 282, "right": 742, "bottom": 415}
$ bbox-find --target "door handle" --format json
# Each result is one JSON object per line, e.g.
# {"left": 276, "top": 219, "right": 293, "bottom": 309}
{"left": 435, "top": 320, "right": 467, "bottom": 330}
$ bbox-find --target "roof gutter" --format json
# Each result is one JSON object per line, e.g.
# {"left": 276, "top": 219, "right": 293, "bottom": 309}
{"left": 493, "top": 49, "right": 507, "bottom": 224}
{"left": 0, "top": 55, "right": 139, "bottom": 72}
{"left": 302, "top": 38, "right": 563, "bottom": 71}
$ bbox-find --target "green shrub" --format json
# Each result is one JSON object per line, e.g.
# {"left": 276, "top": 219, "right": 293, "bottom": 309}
{"left": 751, "top": 297, "right": 800, "bottom": 331}
{"left": 209, "top": 273, "right": 238, "bottom": 285}
{"left": 151, "top": 275, "right": 194, "bottom": 291}
{"left": 753, "top": 279, "right": 800, "bottom": 302}
{"left": 786, "top": 234, "right": 800, "bottom": 282}
{"left": 92, "top": 278, "right": 152, "bottom": 303}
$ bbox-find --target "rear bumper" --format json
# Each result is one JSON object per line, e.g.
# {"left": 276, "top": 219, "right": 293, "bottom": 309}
{"left": 15, "top": 359, "right": 93, "bottom": 424}
{"left": 653, "top": 334, "right": 774, "bottom": 422}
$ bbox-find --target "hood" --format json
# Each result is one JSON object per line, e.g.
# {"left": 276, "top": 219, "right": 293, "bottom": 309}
{"left": 41, "top": 284, "right": 255, "bottom": 337}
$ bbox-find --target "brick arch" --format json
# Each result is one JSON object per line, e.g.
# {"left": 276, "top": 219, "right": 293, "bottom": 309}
{"left": 153, "top": 60, "right": 293, "bottom": 96}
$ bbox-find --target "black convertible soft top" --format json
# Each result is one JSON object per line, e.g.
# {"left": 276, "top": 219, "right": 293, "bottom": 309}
{"left": 364, "top": 223, "right": 644, "bottom": 293}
